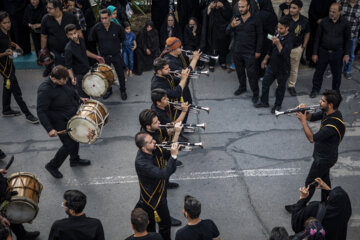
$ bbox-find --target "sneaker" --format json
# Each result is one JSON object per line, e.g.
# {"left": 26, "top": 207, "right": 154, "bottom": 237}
{"left": 167, "top": 182, "right": 179, "bottom": 189}
{"left": 271, "top": 105, "right": 281, "bottom": 114}
{"left": 234, "top": 88, "right": 246, "bottom": 96}
{"left": 103, "top": 90, "right": 112, "bottom": 100}
{"left": 170, "top": 216, "right": 182, "bottom": 226}
{"left": 42, "top": 68, "right": 51, "bottom": 77}
{"left": 344, "top": 72, "right": 352, "bottom": 80}
{"left": 0, "top": 150, "right": 6, "bottom": 160}
{"left": 3, "top": 109, "right": 21, "bottom": 117}
{"left": 254, "top": 101, "right": 269, "bottom": 108}
{"left": 287, "top": 87, "right": 297, "bottom": 96}
{"left": 121, "top": 91, "right": 127, "bottom": 100}
{"left": 325, "top": 70, "right": 332, "bottom": 79}
{"left": 309, "top": 91, "right": 319, "bottom": 98}
{"left": 45, "top": 163, "right": 63, "bottom": 178}
{"left": 176, "top": 160, "right": 184, "bottom": 168}
{"left": 25, "top": 113, "right": 39, "bottom": 124}
{"left": 70, "top": 159, "right": 91, "bottom": 167}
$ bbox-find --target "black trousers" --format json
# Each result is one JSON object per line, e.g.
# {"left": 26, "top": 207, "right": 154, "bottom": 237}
{"left": 233, "top": 52, "right": 259, "bottom": 96}
{"left": 2, "top": 71, "right": 30, "bottom": 115}
{"left": 10, "top": 223, "right": 26, "bottom": 239}
{"left": 209, "top": 48, "right": 227, "bottom": 67}
{"left": 49, "top": 133, "right": 79, "bottom": 169}
{"left": 304, "top": 158, "right": 336, "bottom": 203}
{"left": 136, "top": 201, "right": 171, "bottom": 240}
{"left": 75, "top": 73, "right": 89, "bottom": 98}
{"left": 312, "top": 48, "right": 343, "bottom": 93}
{"left": 103, "top": 53, "right": 126, "bottom": 92}
{"left": 30, "top": 31, "right": 41, "bottom": 56}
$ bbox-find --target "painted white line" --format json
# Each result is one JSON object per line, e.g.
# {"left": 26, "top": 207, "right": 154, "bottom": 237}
{"left": 65, "top": 167, "right": 303, "bottom": 186}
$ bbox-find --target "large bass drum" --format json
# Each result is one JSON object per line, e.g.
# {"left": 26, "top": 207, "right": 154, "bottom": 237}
{"left": 67, "top": 99, "right": 109, "bottom": 144}
{"left": 82, "top": 64, "right": 116, "bottom": 97}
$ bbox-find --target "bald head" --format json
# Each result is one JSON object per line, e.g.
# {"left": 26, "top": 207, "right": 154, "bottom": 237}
{"left": 329, "top": 3, "right": 341, "bottom": 21}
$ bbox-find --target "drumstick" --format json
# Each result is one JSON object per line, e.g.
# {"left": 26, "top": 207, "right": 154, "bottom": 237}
{"left": 57, "top": 128, "right": 72, "bottom": 135}
{"left": 5, "top": 156, "right": 14, "bottom": 170}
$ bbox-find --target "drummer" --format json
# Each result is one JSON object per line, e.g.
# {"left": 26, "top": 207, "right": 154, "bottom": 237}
{"left": 0, "top": 168, "right": 40, "bottom": 239}
{"left": 37, "top": 65, "right": 91, "bottom": 179}
{"left": 64, "top": 24, "right": 104, "bottom": 98}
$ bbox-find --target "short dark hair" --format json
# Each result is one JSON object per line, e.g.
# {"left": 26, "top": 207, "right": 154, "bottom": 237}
{"left": 0, "top": 11, "right": 9, "bottom": 23}
{"left": 184, "top": 195, "right": 201, "bottom": 219}
{"left": 50, "top": 65, "right": 69, "bottom": 80}
{"left": 269, "top": 227, "right": 289, "bottom": 240}
{"left": 135, "top": 132, "right": 148, "bottom": 149}
{"left": 123, "top": 21, "right": 131, "bottom": 28}
{"left": 68, "top": 0, "right": 76, "bottom": 2}
{"left": 323, "top": 89, "right": 342, "bottom": 110}
{"left": 47, "top": 0, "right": 62, "bottom": 9}
{"left": 0, "top": 224, "right": 11, "bottom": 240}
{"left": 139, "top": 109, "right": 157, "bottom": 130}
{"left": 151, "top": 89, "right": 167, "bottom": 105}
{"left": 290, "top": 0, "right": 303, "bottom": 8}
{"left": 238, "top": 0, "right": 251, "bottom": 6}
{"left": 99, "top": 8, "right": 110, "bottom": 16}
{"left": 65, "top": 24, "right": 77, "bottom": 33}
{"left": 131, "top": 208, "right": 149, "bottom": 233}
{"left": 63, "top": 190, "right": 87, "bottom": 214}
{"left": 153, "top": 58, "right": 169, "bottom": 72}
{"left": 278, "top": 16, "right": 290, "bottom": 28}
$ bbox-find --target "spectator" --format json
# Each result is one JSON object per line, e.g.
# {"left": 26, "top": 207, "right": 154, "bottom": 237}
{"left": 133, "top": 21, "right": 160, "bottom": 75}
{"left": 107, "top": 5, "right": 121, "bottom": 25}
{"left": 125, "top": 208, "right": 163, "bottom": 240}
{"left": 175, "top": 195, "right": 221, "bottom": 240}
{"left": 23, "top": 0, "right": 47, "bottom": 56}
{"left": 177, "top": 0, "right": 201, "bottom": 33}
{"left": 269, "top": 227, "right": 289, "bottom": 240}
{"left": 66, "top": 0, "right": 87, "bottom": 32}
{"left": 122, "top": 21, "right": 136, "bottom": 77}
{"left": 100, "top": 0, "right": 128, "bottom": 26}
{"left": 310, "top": 2, "right": 350, "bottom": 98}
{"left": 183, "top": 17, "right": 204, "bottom": 69}
{"left": 278, "top": 0, "right": 291, "bottom": 18}
{"left": 291, "top": 178, "right": 352, "bottom": 240}
{"left": 160, "top": 13, "right": 182, "bottom": 50}
{"left": 49, "top": 190, "right": 105, "bottom": 240}
{"left": 200, "top": 0, "right": 232, "bottom": 71}
{"left": 151, "top": 0, "right": 174, "bottom": 32}
{"left": 339, "top": 0, "right": 360, "bottom": 80}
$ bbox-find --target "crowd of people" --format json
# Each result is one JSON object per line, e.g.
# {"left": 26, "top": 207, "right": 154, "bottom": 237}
{"left": 0, "top": 0, "right": 358, "bottom": 239}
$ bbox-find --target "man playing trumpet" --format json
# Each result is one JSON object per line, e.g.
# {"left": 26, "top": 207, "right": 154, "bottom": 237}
{"left": 285, "top": 90, "right": 345, "bottom": 212}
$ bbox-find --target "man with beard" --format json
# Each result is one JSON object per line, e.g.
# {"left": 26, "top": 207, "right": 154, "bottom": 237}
{"left": 49, "top": 190, "right": 105, "bottom": 240}
{"left": 227, "top": 0, "right": 262, "bottom": 103}
{"left": 285, "top": 90, "right": 345, "bottom": 212}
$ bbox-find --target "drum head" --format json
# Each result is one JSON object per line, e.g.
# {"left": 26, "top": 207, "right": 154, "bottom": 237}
{"left": 67, "top": 117, "right": 99, "bottom": 144}
{"left": 82, "top": 72, "right": 108, "bottom": 98}
{"left": 3, "top": 200, "right": 37, "bottom": 224}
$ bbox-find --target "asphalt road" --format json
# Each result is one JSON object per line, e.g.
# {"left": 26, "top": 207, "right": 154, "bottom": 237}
{"left": 0, "top": 61, "right": 360, "bottom": 240}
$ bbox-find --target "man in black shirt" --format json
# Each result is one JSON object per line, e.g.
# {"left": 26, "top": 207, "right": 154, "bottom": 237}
{"left": 310, "top": 3, "right": 350, "bottom": 98}
{"left": 64, "top": 24, "right": 104, "bottom": 97}
{"left": 125, "top": 208, "right": 163, "bottom": 240}
{"left": 227, "top": 0, "right": 262, "bottom": 103}
{"left": 90, "top": 8, "right": 127, "bottom": 100}
{"left": 134, "top": 132, "right": 180, "bottom": 240}
{"left": 285, "top": 90, "right": 345, "bottom": 212}
{"left": 41, "top": 0, "right": 82, "bottom": 77}
{"left": 255, "top": 17, "right": 294, "bottom": 114}
{"left": 49, "top": 190, "right": 105, "bottom": 240}
{"left": 0, "top": 11, "right": 39, "bottom": 123}
{"left": 37, "top": 66, "right": 91, "bottom": 179}
{"left": 175, "top": 195, "right": 221, "bottom": 240}
{"left": 287, "top": 0, "right": 310, "bottom": 96}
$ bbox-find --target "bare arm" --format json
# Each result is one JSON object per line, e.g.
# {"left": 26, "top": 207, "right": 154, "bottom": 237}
{"left": 303, "top": 32, "right": 310, "bottom": 49}
{"left": 297, "top": 112, "right": 314, "bottom": 143}
{"left": 41, "top": 34, "right": 47, "bottom": 49}
{"left": 86, "top": 50, "right": 98, "bottom": 59}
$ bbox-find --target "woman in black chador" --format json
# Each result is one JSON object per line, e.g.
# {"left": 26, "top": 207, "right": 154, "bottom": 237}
{"left": 133, "top": 21, "right": 161, "bottom": 75}
{"left": 177, "top": 0, "right": 201, "bottom": 33}
{"left": 159, "top": 13, "right": 182, "bottom": 50}
{"left": 200, "top": 0, "right": 232, "bottom": 72}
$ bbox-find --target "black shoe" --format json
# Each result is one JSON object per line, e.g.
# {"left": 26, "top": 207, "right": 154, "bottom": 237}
{"left": 178, "top": 135, "right": 189, "bottom": 142}
{"left": 26, "top": 113, "right": 39, "bottom": 124}
{"left": 234, "top": 88, "right": 246, "bottom": 96}
{"left": 43, "top": 68, "right": 51, "bottom": 77}
{"left": 176, "top": 160, "right": 184, "bottom": 168}
{"left": 167, "top": 182, "right": 179, "bottom": 189}
{"left": 309, "top": 91, "right": 318, "bottom": 98}
{"left": 254, "top": 101, "right": 269, "bottom": 108}
{"left": 251, "top": 95, "right": 259, "bottom": 104}
{"left": 23, "top": 230, "right": 40, "bottom": 240}
{"left": 103, "top": 90, "right": 112, "bottom": 100}
{"left": 45, "top": 163, "right": 63, "bottom": 178}
{"left": 70, "top": 159, "right": 91, "bottom": 167}
{"left": 209, "top": 66, "right": 215, "bottom": 72}
{"left": 0, "top": 150, "right": 6, "bottom": 160}
{"left": 121, "top": 91, "right": 127, "bottom": 100}
{"left": 220, "top": 64, "right": 227, "bottom": 70}
{"left": 285, "top": 204, "right": 296, "bottom": 214}
{"left": 171, "top": 216, "right": 182, "bottom": 226}
{"left": 287, "top": 87, "right": 297, "bottom": 96}
{"left": 3, "top": 109, "right": 21, "bottom": 117}
{"left": 271, "top": 105, "right": 281, "bottom": 114}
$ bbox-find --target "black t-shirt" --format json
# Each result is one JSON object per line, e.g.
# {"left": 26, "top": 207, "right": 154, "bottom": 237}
{"left": 288, "top": 15, "right": 310, "bottom": 48}
{"left": 64, "top": 37, "right": 90, "bottom": 75}
{"left": 41, "top": 12, "right": 80, "bottom": 53}
{"left": 125, "top": 232, "right": 163, "bottom": 240}
{"left": 175, "top": 219, "right": 220, "bottom": 240}
{"left": 89, "top": 22, "right": 125, "bottom": 55}
{"left": 268, "top": 33, "right": 294, "bottom": 74}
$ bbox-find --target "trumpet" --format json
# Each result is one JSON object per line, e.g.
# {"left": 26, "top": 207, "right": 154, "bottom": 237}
{"left": 156, "top": 141, "right": 204, "bottom": 151}
{"left": 182, "top": 50, "right": 219, "bottom": 62}
{"left": 159, "top": 123, "right": 206, "bottom": 133}
{"left": 275, "top": 105, "right": 320, "bottom": 117}
{"left": 169, "top": 70, "right": 209, "bottom": 78}
{"left": 169, "top": 101, "right": 210, "bottom": 114}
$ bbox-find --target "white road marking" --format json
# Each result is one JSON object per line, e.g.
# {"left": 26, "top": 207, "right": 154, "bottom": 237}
{"left": 66, "top": 168, "right": 303, "bottom": 186}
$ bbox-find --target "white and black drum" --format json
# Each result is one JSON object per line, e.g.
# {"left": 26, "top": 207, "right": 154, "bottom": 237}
{"left": 2, "top": 172, "right": 43, "bottom": 224}
{"left": 67, "top": 99, "right": 109, "bottom": 144}
{"left": 82, "top": 64, "right": 116, "bottom": 98}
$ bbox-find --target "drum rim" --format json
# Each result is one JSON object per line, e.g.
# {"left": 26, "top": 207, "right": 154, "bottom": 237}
{"left": 82, "top": 72, "right": 109, "bottom": 97}
{"left": 8, "top": 172, "right": 43, "bottom": 191}
{"left": 85, "top": 99, "right": 109, "bottom": 115}
{"left": 2, "top": 197, "right": 39, "bottom": 224}
{"left": 67, "top": 116, "right": 100, "bottom": 144}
